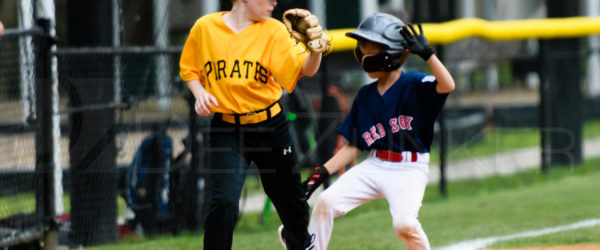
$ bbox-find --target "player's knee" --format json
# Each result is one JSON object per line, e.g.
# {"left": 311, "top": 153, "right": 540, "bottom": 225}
{"left": 314, "top": 191, "right": 334, "bottom": 210}
{"left": 393, "top": 217, "right": 420, "bottom": 241}
{"left": 211, "top": 198, "right": 238, "bottom": 212}
{"left": 313, "top": 190, "right": 341, "bottom": 217}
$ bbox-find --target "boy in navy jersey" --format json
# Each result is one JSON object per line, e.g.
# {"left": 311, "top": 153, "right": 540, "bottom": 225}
{"left": 281, "top": 13, "right": 455, "bottom": 250}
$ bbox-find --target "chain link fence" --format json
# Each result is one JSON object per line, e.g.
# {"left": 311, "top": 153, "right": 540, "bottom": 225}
{"left": 2, "top": 5, "right": 600, "bottom": 249}
{"left": 0, "top": 22, "right": 548, "bottom": 248}
{"left": 0, "top": 20, "right": 212, "bottom": 247}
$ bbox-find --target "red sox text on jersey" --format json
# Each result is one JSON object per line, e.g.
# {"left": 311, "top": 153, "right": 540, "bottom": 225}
{"left": 362, "top": 115, "right": 414, "bottom": 146}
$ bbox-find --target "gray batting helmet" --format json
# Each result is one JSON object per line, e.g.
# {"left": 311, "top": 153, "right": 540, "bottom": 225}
{"left": 345, "top": 13, "right": 407, "bottom": 53}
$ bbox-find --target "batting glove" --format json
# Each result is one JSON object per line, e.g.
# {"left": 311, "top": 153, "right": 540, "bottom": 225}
{"left": 303, "top": 165, "right": 330, "bottom": 199}
{"left": 400, "top": 23, "right": 435, "bottom": 61}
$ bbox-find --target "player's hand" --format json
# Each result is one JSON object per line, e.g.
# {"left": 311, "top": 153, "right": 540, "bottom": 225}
{"left": 194, "top": 91, "right": 218, "bottom": 117}
{"left": 282, "top": 9, "right": 332, "bottom": 55}
{"left": 400, "top": 23, "right": 435, "bottom": 61}
{"left": 302, "top": 165, "right": 330, "bottom": 199}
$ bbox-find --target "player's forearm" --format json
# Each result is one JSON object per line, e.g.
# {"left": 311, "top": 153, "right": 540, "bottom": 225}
{"left": 301, "top": 51, "right": 322, "bottom": 77}
{"left": 186, "top": 79, "right": 206, "bottom": 99}
{"left": 323, "top": 143, "right": 361, "bottom": 174}
{"left": 426, "top": 55, "right": 455, "bottom": 94}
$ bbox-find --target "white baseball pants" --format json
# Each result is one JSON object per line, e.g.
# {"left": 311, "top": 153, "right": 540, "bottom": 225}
{"left": 307, "top": 153, "right": 431, "bottom": 250}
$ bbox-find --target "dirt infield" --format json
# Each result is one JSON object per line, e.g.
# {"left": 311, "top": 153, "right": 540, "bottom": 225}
{"left": 495, "top": 244, "right": 600, "bottom": 250}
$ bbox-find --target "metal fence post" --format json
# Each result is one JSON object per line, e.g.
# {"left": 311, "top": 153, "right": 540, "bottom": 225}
{"left": 437, "top": 45, "right": 448, "bottom": 198}
{"left": 186, "top": 93, "right": 204, "bottom": 231}
{"left": 439, "top": 110, "right": 448, "bottom": 198}
{"left": 35, "top": 18, "right": 59, "bottom": 250}
{"left": 540, "top": 0, "right": 583, "bottom": 171}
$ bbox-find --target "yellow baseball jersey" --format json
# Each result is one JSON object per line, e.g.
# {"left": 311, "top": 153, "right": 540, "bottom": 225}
{"left": 180, "top": 12, "right": 308, "bottom": 114}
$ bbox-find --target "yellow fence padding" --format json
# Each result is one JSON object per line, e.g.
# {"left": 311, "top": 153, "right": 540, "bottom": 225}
{"left": 327, "top": 28, "right": 357, "bottom": 53}
{"left": 329, "top": 16, "right": 600, "bottom": 52}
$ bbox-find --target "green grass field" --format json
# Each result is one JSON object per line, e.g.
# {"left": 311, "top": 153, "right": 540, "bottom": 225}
{"left": 4, "top": 121, "right": 600, "bottom": 249}
{"left": 89, "top": 157, "right": 600, "bottom": 250}
{"left": 427, "top": 119, "right": 600, "bottom": 164}
{"left": 490, "top": 225, "right": 600, "bottom": 249}
{"left": 0, "top": 193, "right": 128, "bottom": 219}
{"left": 0, "top": 193, "right": 36, "bottom": 218}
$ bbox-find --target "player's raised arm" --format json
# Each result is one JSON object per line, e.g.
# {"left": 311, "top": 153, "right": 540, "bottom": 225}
{"left": 400, "top": 23, "right": 455, "bottom": 94}
{"left": 282, "top": 9, "right": 330, "bottom": 77}
{"left": 302, "top": 50, "right": 323, "bottom": 77}
{"left": 426, "top": 55, "right": 455, "bottom": 93}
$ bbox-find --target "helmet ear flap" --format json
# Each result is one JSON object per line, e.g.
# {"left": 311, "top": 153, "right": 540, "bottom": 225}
{"left": 360, "top": 52, "right": 407, "bottom": 72}
{"left": 353, "top": 46, "right": 363, "bottom": 63}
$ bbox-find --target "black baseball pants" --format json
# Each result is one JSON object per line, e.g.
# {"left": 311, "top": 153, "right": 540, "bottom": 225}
{"left": 203, "top": 112, "right": 309, "bottom": 250}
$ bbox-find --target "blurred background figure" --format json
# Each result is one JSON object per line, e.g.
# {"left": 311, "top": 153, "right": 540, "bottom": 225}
{"left": 1, "top": 0, "right": 600, "bottom": 249}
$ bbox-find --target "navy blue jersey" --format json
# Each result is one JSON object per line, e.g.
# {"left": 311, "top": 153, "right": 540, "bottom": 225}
{"left": 337, "top": 71, "right": 448, "bottom": 153}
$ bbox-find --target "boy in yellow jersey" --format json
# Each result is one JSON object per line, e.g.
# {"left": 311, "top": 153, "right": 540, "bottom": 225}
{"left": 179, "top": 0, "right": 323, "bottom": 249}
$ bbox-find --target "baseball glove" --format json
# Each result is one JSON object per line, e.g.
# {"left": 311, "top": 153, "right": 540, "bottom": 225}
{"left": 283, "top": 8, "right": 332, "bottom": 55}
